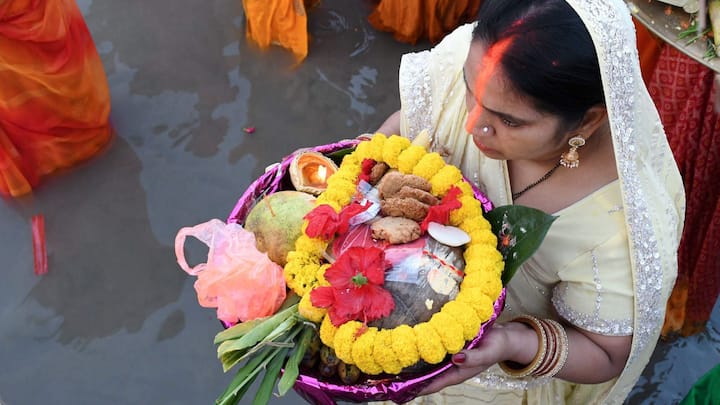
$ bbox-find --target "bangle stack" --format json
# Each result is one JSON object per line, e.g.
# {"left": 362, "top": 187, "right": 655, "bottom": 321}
{"left": 499, "top": 315, "right": 569, "bottom": 379}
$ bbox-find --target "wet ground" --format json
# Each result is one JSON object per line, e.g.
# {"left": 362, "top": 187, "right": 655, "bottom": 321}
{"left": 0, "top": 1, "right": 718, "bottom": 404}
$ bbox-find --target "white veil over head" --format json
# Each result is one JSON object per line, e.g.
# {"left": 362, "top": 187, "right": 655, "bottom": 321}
{"left": 563, "top": 0, "right": 684, "bottom": 401}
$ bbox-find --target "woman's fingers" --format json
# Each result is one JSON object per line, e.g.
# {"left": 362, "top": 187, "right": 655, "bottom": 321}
{"left": 419, "top": 366, "right": 485, "bottom": 395}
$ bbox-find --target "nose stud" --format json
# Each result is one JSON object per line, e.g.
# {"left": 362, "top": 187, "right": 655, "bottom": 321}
{"left": 481, "top": 125, "right": 493, "bottom": 134}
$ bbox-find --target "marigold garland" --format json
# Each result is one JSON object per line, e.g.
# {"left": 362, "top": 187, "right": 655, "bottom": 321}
{"left": 283, "top": 133, "right": 504, "bottom": 375}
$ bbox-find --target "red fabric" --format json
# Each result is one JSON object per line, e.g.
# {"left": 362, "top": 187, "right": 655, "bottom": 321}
{"left": 647, "top": 46, "right": 720, "bottom": 336}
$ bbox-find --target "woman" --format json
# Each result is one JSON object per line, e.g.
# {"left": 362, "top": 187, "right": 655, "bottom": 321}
{"left": 0, "top": 0, "right": 112, "bottom": 197}
{"left": 376, "top": 0, "right": 685, "bottom": 403}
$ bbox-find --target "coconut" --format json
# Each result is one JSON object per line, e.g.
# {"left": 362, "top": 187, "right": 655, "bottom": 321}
{"left": 244, "top": 191, "right": 316, "bottom": 266}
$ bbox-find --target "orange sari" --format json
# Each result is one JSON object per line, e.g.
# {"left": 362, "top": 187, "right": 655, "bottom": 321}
{"left": 241, "top": 0, "right": 317, "bottom": 62}
{"left": 368, "top": 0, "right": 482, "bottom": 44}
{"left": 0, "top": 0, "right": 111, "bottom": 197}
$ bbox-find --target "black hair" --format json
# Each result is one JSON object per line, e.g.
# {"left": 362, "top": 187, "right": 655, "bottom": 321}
{"left": 472, "top": 0, "right": 604, "bottom": 128}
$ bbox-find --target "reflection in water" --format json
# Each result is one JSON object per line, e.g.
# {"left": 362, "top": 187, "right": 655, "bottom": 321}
{"left": 316, "top": 66, "right": 377, "bottom": 126}
{"left": 13, "top": 137, "right": 186, "bottom": 346}
{"left": 86, "top": 0, "right": 245, "bottom": 159}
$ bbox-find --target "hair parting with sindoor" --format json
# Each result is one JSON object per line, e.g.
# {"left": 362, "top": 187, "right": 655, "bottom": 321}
{"left": 472, "top": 0, "right": 604, "bottom": 128}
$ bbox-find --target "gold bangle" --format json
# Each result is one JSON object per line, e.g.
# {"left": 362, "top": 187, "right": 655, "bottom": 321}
{"left": 499, "top": 315, "right": 546, "bottom": 378}
{"left": 540, "top": 319, "right": 568, "bottom": 378}
{"left": 533, "top": 319, "right": 558, "bottom": 377}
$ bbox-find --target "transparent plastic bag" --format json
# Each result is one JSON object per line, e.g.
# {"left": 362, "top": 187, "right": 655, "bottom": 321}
{"left": 332, "top": 224, "right": 465, "bottom": 329}
{"left": 175, "top": 219, "right": 286, "bottom": 324}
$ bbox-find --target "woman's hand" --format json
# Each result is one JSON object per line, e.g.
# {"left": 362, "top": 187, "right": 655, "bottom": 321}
{"left": 418, "top": 318, "right": 633, "bottom": 397}
{"left": 419, "top": 323, "right": 535, "bottom": 395}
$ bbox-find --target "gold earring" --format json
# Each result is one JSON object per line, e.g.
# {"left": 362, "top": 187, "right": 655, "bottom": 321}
{"left": 560, "top": 136, "right": 585, "bottom": 168}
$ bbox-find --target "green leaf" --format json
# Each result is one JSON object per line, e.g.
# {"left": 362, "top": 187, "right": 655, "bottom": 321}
{"left": 214, "top": 295, "right": 299, "bottom": 345}
{"left": 220, "top": 316, "right": 297, "bottom": 372}
{"left": 217, "top": 304, "right": 298, "bottom": 358}
{"left": 485, "top": 205, "right": 557, "bottom": 285}
{"left": 214, "top": 317, "right": 266, "bottom": 345}
{"left": 216, "top": 347, "right": 275, "bottom": 405}
{"left": 277, "top": 326, "right": 314, "bottom": 396}
{"left": 252, "top": 347, "right": 289, "bottom": 405}
{"left": 325, "top": 146, "right": 356, "bottom": 165}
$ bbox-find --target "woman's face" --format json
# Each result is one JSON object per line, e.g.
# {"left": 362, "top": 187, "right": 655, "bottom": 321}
{"left": 463, "top": 41, "right": 569, "bottom": 162}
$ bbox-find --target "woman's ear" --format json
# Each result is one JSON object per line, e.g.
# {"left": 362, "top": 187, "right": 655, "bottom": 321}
{"left": 574, "top": 105, "right": 608, "bottom": 141}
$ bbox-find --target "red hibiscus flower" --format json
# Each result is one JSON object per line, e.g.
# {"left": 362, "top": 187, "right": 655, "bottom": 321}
{"left": 304, "top": 204, "right": 341, "bottom": 239}
{"left": 310, "top": 247, "right": 394, "bottom": 326}
{"left": 420, "top": 186, "right": 463, "bottom": 232}
{"left": 304, "top": 202, "right": 371, "bottom": 240}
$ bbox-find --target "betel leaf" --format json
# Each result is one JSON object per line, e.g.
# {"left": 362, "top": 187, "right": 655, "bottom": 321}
{"left": 485, "top": 205, "right": 557, "bottom": 285}
{"left": 325, "top": 147, "right": 356, "bottom": 165}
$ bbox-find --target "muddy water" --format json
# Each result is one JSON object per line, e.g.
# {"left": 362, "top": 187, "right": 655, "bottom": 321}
{"left": 0, "top": 1, "right": 716, "bottom": 404}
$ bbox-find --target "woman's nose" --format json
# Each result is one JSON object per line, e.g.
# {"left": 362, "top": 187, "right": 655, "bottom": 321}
{"left": 466, "top": 105, "right": 490, "bottom": 135}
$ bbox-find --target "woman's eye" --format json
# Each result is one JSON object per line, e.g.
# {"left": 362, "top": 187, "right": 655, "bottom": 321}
{"left": 501, "top": 118, "right": 519, "bottom": 127}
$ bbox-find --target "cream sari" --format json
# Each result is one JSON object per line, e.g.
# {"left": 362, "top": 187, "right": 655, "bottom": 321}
{"left": 396, "top": 1, "right": 685, "bottom": 403}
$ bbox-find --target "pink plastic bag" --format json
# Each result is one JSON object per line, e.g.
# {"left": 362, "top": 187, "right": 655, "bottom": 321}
{"left": 175, "top": 219, "right": 286, "bottom": 324}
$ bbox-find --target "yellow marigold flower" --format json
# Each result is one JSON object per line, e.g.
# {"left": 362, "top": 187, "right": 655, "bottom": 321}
{"left": 326, "top": 174, "right": 354, "bottom": 189}
{"left": 313, "top": 197, "right": 342, "bottom": 212}
{"left": 319, "top": 187, "right": 352, "bottom": 208}
{"left": 288, "top": 263, "right": 321, "bottom": 296}
{"left": 463, "top": 252, "right": 495, "bottom": 275}
{"left": 456, "top": 290, "right": 495, "bottom": 322}
{"left": 319, "top": 315, "right": 337, "bottom": 348}
{"left": 298, "top": 292, "right": 326, "bottom": 323}
{"left": 351, "top": 327, "right": 384, "bottom": 374}
{"left": 286, "top": 249, "right": 321, "bottom": 265}
{"left": 454, "top": 180, "right": 475, "bottom": 198}
{"left": 328, "top": 169, "right": 358, "bottom": 185}
{"left": 294, "top": 234, "right": 328, "bottom": 256}
{"left": 413, "top": 323, "right": 447, "bottom": 364}
{"left": 492, "top": 260, "right": 505, "bottom": 277}
{"left": 469, "top": 229, "right": 498, "bottom": 247}
{"left": 397, "top": 145, "right": 426, "bottom": 174}
{"left": 391, "top": 325, "right": 420, "bottom": 368}
{"left": 412, "top": 152, "right": 446, "bottom": 181}
{"left": 333, "top": 321, "right": 364, "bottom": 364}
{"left": 464, "top": 244, "right": 503, "bottom": 267}
{"left": 442, "top": 300, "right": 482, "bottom": 340}
{"left": 430, "top": 312, "right": 465, "bottom": 354}
{"left": 459, "top": 218, "right": 493, "bottom": 236}
{"left": 462, "top": 272, "right": 503, "bottom": 301}
{"left": 382, "top": 135, "right": 411, "bottom": 168}
{"left": 430, "top": 165, "right": 463, "bottom": 196}
{"left": 367, "top": 134, "right": 386, "bottom": 162}
{"left": 373, "top": 330, "right": 403, "bottom": 374}
{"left": 342, "top": 153, "right": 360, "bottom": 167}
{"left": 353, "top": 141, "right": 373, "bottom": 161}
{"left": 449, "top": 196, "right": 482, "bottom": 226}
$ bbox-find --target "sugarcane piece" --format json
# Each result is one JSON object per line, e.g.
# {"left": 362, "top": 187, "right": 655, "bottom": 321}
{"left": 710, "top": 0, "right": 720, "bottom": 47}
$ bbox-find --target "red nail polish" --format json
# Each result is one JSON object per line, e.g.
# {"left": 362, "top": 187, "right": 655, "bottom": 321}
{"left": 452, "top": 353, "right": 466, "bottom": 364}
